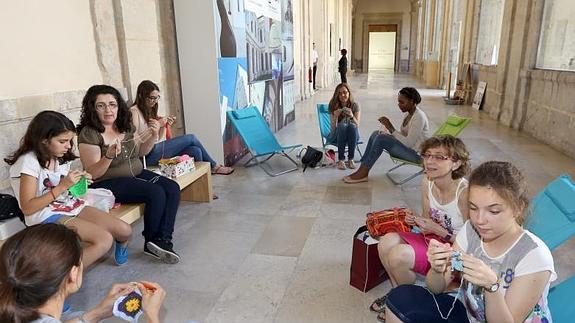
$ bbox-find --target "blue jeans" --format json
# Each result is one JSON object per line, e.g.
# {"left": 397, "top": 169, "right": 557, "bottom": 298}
{"left": 360, "top": 131, "right": 420, "bottom": 169}
{"left": 91, "top": 170, "right": 180, "bottom": 243}
{"left": 146, "top": 134, "right": 217, "bottom": 168}
{"left": 386, "top": 285, "right": 469, "bottom": 323}
{"left": 327, "top": 122, "right": 359, "bottom": 160}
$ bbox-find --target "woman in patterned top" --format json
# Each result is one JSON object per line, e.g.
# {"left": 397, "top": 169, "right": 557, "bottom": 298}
{"left": 370, "top": 135, "right": 470, "bottom": 321}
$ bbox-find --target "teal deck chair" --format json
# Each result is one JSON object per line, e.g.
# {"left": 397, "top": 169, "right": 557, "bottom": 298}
{"left": 548, "top": 276, "right": 575, "bottom": 323}
{"left": 227, "top": 106, "right": 302, "bottom": 177}
{"left": 524, "top": 174, "right": 575, "bottom": 323}
{"left": 316, "top": 104, "right": 363, "bottom": 159}
{"left": 525, "top": 174, "right": 575, "bottom": 250}
{"left": 386, "top": 114, "right": 471, "bottom": 185}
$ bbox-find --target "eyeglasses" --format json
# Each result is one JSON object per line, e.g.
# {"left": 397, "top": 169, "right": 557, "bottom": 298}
{"left": 421, "top": 153, "right": 452, "bottom": 161}
{"left": 95, "top": 102, "right": 118, "bottom": 112}
{"left": 147, "top": 95, "right": 161, "bottom": 101}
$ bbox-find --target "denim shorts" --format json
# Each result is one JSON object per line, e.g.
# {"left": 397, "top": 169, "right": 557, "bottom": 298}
{"left": 42, "top": 214, "right": 67, "bottom": 224}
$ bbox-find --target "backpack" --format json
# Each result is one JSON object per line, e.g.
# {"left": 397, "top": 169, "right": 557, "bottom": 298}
{"left": 301, "top": 146, "right": 323, "bottom": 172}
{"left": 0, "top": 194, "right": 24, "bottom": 222}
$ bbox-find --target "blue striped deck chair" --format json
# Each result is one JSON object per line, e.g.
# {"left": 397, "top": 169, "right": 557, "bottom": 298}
{"left": 386, "top": 114, "right": 471, "bottom": 185}
{"left": 316, "top": 103, "right": 363, "bottom": 159}
{"left": 227, "top": 106, "right": 302, "bottom": 177}
{"left": 524, "top": 174, "right": 575, "bottom": 323}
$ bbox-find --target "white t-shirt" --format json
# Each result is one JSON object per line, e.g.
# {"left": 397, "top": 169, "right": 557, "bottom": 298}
{"left": 312, "top": 49, "right": 319, "bottom": 65}
{"left": 455, "top": 220, "right": 556, "bottom": 323}
{"left": 9, "top": 152, "right": 85, "bottom": 226}
{"left": 392, "top": 107, "right": 430, "bottom": 150}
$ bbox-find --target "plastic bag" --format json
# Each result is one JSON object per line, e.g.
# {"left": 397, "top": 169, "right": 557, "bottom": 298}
{"left": 84, "top": 188, "right": 115, "bottom": 213}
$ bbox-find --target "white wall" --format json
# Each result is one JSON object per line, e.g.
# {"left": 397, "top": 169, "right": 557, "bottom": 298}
{"left": 173, "top": 0, "right": 224, "bottom": 163}
{"left": 0, "top": 0, "right": 102, "bottom": 99}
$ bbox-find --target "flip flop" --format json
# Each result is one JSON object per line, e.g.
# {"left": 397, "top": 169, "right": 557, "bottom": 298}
{"left": 212, "top": 165, "right": 234, "bottom": 175}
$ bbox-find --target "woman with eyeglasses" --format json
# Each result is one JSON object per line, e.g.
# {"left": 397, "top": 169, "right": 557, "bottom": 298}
{"left": 344, "top": 87, "right": 430, "bottom": 183}
{"left": 369, "top": 135, "right": 470, "bottom": 322}
{"left": 130, "top": 80, "right": 234, "bottom": 175}
{"left": 77, "top": 85, "right": 181, "bottom": 264}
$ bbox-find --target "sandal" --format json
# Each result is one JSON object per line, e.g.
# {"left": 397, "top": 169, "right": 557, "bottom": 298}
{"left": 337, "top": 161, "right": 346, "bottom": 170}
{"left": 369, "top": 295, "right": 387, "bottom": 313}
{"left": 212, "top": 165, "right": 234, "bottom": 175}
{"left": 376, "top": 311, "right": 386, "bottom": 323}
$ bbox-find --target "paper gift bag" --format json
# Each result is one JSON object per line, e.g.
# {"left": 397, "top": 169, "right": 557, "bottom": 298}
{"left": 349, "top": 225, "right": 388, "bottom": 292}
{"left": 159, "top": 155, "right": 195, "bottom": 178}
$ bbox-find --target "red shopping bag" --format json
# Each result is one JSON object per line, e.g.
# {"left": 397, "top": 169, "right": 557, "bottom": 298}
{"left": 349, "top": 225, "right": 388, "bottom": 292}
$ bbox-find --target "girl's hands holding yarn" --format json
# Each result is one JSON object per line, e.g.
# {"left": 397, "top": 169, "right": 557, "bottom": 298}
{"left": 136, "top": 281, "right": 166, "bottom": 323}
{"left": 427, "top": 239, "right": 453, "bottom": 273}
{"left": 105, "top": 139, "right": 121, "bottom": 159}
{"left": 148, "top": 119, "right": 160, "bottom": 135}
{"left": 86, "top": 283, "right": 134, "bottom": 321}
{"left": 414, "top": 217, "right": 442, "bottom": 235}
{"left": 61, "top": 170, "right": 85, "bottom": 189}
{"left": 405, "top": 213, "right": 417, "bottom": 226}
{"left": 459, "top": 253, "right": 499, "bottom": 289}
{"left": 166, "top": 115, "right": 176, "bottom": 126}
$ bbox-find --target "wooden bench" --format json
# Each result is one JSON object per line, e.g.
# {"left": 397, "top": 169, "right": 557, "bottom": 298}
{"left": 0, "top": 161, "right": 213, "bottom": 246}
{"left": 110, "top": 161, "right": 213, "bottom": 224}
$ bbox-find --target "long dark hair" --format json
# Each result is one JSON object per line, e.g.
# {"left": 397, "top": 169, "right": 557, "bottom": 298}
{"left": 134, "top": 80, "right": 160, "bottom": 123}
{"left": 0, "top": 224, "right": 82, "bottom": 322}
{"left": 4, "top": 111, "right": 77, "bottom": 167}
{"left": 76, "top": 85, "right": 132, "bottom": 134}
{"left": 328, "top": 83, "right": 355, "bottom": 114}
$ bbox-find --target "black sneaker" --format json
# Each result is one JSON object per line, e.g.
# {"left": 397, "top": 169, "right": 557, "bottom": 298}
{"left": 145, "top": 240, "right": 180, "bottom": 264}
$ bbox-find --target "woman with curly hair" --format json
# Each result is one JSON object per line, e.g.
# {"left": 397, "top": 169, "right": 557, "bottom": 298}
{"left": 77, "top": 85, "right": 181, "bottom": 264}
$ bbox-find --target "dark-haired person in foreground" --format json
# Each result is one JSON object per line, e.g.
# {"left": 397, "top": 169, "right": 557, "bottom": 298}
{"left": 0, "top": 224, "right": 166, "bottom": 323}
{"left": 344, "top": 87, "right": 430, "bottom": 183}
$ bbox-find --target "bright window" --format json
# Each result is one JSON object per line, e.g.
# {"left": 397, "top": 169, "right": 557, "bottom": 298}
{"left": 475, "top": 0, "right": 505, "bottom": 66}
{"left": 537, "top": 0, "right": 575, "bottom": 71}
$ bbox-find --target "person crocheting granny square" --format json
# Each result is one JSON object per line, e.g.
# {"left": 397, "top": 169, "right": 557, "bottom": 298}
{"left": 0, "top": 224, "right": 166, "bottom": 323}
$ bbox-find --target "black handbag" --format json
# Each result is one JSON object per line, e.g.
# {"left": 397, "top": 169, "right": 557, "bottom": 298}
{"left": 301, "top": 146, "right": 323, "bottom": 172}
{"left": 0, "top": 194, "right": 24, "bottom": 222}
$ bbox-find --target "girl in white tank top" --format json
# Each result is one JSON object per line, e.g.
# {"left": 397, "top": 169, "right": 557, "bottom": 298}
{"left": 427, "top": 178, "right": 468, "bottom": 237}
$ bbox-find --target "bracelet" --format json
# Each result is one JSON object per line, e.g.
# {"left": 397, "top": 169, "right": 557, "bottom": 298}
{"left": 49, "top": 190, "right": 57, "bottom": 201}
{"left": 104, "top": 154, "right": 114, "bottom": 160}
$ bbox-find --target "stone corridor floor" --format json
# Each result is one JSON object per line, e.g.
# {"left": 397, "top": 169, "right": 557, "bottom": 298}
{"left": 70, "top": 71, "right": 575, "bottom": 322}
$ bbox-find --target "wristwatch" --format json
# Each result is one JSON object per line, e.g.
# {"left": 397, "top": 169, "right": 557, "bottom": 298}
{"left": 486, "top": 279, "right": 501, "bottom": 293}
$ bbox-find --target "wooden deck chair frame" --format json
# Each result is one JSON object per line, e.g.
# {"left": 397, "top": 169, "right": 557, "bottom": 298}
{"left": 386, "top": 114, "right": 471, "bottom": 185}
{"left": 316, "top": 104, "right": 363, "bottom": 160}
{"left": 227, "top": 106, "right": 302, "bottom": 177}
